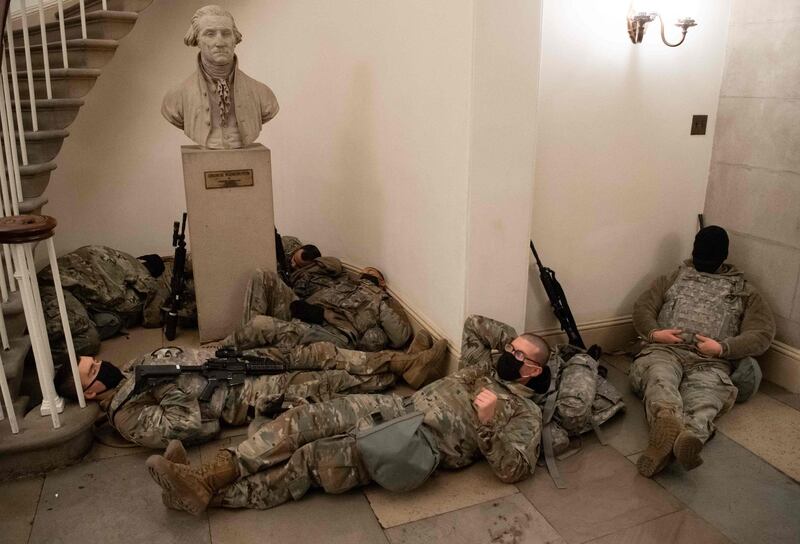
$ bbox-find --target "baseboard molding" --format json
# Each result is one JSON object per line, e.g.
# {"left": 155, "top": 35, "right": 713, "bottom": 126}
{"left": 761, "top": 341, "right": 800, "bottom": 394}
{"left": 342, "top": 263, "right": 800, "bottom": 391}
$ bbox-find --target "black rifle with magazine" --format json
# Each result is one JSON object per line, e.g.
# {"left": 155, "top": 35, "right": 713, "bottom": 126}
{"left": 529, "top": 240, "right": 604, "bottom": 368}
{"left": 133, "top": 348, "right": 290, "bottom": 401}
{"left": 163, "top": 212, "right": 188, "bottom": 341}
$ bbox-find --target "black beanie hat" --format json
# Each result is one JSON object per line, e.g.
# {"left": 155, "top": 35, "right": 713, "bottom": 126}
{"left": 693, "top": 226, "right": 728, "bottom": 273}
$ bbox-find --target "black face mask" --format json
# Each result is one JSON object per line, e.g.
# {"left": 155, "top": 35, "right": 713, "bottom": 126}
{"left": 87, "top": 361, "right": 125, "bottom": 391}
{"left": 497, "top": 352, "right": 523, "bottom": 381}
{"left": 496, "top": 353, "right": 552, "bottom": 394}
{"left": 525, "top": 365, "right": 552, "bottom": 394}
{"left": 361, "top": 274, "right": 381, "bottom": 287}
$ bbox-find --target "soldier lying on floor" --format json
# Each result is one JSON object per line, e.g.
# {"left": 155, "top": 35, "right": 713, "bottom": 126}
{"left": 56, "top": 331, "right": 446, "bottom": 450}
{"left": 226, "top": 264, "right": 413, "bottom": 353}
{"left": 38, "top": 245, "right": 196, "bottom": 364}
{"left": 145, "top": 314, "right": 624, "bottom": 515}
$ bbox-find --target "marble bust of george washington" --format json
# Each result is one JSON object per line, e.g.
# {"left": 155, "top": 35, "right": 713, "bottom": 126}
{"left": 162, "top": 5, "right": 279, "bottom": 149}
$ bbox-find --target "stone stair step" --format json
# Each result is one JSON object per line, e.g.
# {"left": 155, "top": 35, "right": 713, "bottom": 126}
{"left": 9, "top": 67, "right": 101, "bottom": 100}
{"left": 20, "top": 161, "right": 57, "bottom": 199}
{"left": 14, "top": 38, "right": 119, "bottom": 70}
{"left": 1, "top": 291, "right": 23, "bottom": 317}
{"left": 2, "top": 336, "right": 32, "bottom": 396}
{"left": 11, "top": 395, "right": 30, "bottom": 420}
{"left": 5, "top": 128, "right": 69, "bottom": 163}
{"left": 19, "top": 194, "right": 49, "bottom": 215}
{"left": 14, "top": 10, "right": 138, "bottom": 46}
{"left": 13, "top": 98, "right": 84, "bottom": 132}
{"left": 63, "top": 0, "right": 153, "bottom": 17}
{"left": 0, "top": 401, "right": 99, "bottom": 481}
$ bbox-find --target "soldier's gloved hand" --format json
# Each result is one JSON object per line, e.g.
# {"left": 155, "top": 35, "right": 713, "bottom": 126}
{"left": 289, "top": 300, "right": 325, "bottom": 324}
{"left": 473, "top": 388, "right": 498, "bottom": 425}
{"left": 650, "top": 328, "right": 683, "bottom": 344}
{"left": 695, "top": 334, "right": 723, "bottom": 357}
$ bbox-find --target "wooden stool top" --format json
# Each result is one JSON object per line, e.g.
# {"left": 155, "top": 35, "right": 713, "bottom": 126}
{"left": 0, "top": 215, "right": 57, "bottom": 244}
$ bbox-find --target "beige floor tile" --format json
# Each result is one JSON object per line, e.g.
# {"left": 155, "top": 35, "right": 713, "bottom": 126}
{"left": 717, "top": 392, "right": 800, "bottom": 481}
{"left": 385, "top": 493, "right": 565, "bottom": 544}
{"left": 365, "top": 461, "right": 518, "bottom": 528}
{"left": 587, "top": 509, "right": 731, "bottom": 544}
{"left": 759, "top": 380, "right": 800, "bottom": 412}
{"left": 209, "top": 491, "right": 388, "bottom": 544}
{"left": 517, "top": 438, "right": 682, "bottom": 544}
{"left": 0, "top": 475, "right": 43, "bottom": 544}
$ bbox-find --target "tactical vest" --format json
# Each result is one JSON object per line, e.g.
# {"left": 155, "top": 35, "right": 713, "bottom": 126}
{"left": 657, "top": 266, "right": 747, "bottom": 340}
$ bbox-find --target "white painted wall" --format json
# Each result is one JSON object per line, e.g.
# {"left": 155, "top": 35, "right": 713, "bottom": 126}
{"left": 465, "top": 1, "right": 542, "bottom": 332}
{"left": 44, "top": 0, "right": 475, "bottom": 341}
{"left": 525, "top": 0, "right": 732, "bottom": 332}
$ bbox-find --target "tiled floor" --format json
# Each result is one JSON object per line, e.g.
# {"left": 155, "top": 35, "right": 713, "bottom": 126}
{"left": 1, "top": 332, "right": 799, "bottom": 544}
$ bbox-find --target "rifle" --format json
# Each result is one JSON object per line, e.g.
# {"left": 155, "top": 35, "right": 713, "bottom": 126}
{"left": 164, "top": 212, "right": 188, "bottom": 341}
{"left": 529, "top": 240, "right": 604, "bottom": 365}
{"left": 698, "top": 213, "right": 705, "bottom": 229}
{"left": 133, "top": 349, "right": 288, "bottom": 402}
{"left": 275, "top": 227, "right": 291, "bottom": 285}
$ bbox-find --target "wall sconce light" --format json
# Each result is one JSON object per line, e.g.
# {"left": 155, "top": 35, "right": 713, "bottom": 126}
{"left": 627, "top": 11, "right": 697, "bottom": 47}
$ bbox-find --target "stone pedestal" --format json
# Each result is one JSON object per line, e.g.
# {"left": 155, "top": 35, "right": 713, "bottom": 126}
{"left": 181, "top": 144, "right": 276, "bottom": 342}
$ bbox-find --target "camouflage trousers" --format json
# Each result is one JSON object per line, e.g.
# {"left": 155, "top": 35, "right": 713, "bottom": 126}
{"left": 114, "top": 343, "right": 400, "bottom": 449}
{"left": 225, "top": 269, "right": 349, "bottom": 349}
{"left": 217, "top": 394, "right": 407, "bottom": 509}
{"left": 630, "top": 346, "right": 737, "bottom": 442}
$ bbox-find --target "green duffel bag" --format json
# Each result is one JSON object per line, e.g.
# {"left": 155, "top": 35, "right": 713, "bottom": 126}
{"left": 355, "top": 410, "right": 439, "bottom": 492}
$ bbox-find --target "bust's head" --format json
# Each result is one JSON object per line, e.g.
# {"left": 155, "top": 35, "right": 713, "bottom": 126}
{"left": 184, "top": 5, "right": 242, "bottom": 67}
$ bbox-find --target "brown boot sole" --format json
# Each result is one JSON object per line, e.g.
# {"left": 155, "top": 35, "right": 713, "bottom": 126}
{"left": 674, "top": 432, "right": 704, "bottom": 471}
{"left": 405, "top": 340, "right": 447, "bottom": 389}
{"left": 145, "top": 455, "right": 209, "bottom": 516}
{"left": 637, "top": 415, "right": 682, "bottom": 478}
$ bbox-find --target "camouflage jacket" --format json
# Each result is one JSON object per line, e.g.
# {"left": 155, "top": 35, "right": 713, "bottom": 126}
{"left": 108, "top": 347, "right": 392, "bottom": 449}
{"left": 633, "top": 261, "right": 776, "bottom": 360}
{"left": 306, "top": 276, "right": 412, "bottom": 351}
{"left": 38, "top": 245, "right": 168, "bottom": 328}
{"left": 408, "top": 315, "right": 541, "bottom": 484}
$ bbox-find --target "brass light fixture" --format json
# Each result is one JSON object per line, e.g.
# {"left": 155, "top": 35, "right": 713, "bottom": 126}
{"left": 627, "top": 11, "right": 697, "bottom": 47}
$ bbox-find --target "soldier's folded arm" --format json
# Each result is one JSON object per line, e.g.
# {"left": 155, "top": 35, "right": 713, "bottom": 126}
{"left": 476, "top": 401, "right": 541, "bottom": 484}
{"left": 720, "top": 289, "right": 776, "bottom": 359}
{"left": 632, "top": 270, "right": 680, "bottom": 340}
{"left": 379, "top": 298, "right": 412, "bottom": 349}
{"left": 128, "top": 386, "right": 203, "bottom": 448}
{"left": 460, "top": 314, "right": 517, "bottom": 369}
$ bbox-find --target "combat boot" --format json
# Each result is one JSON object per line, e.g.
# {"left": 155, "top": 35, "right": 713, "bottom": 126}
{"left": 164, "top": 440, "right": 189, "bottom": 465}
{"left": 636, "top": 410, "right": 682, "bottom": 478}
{"left": 146, "top": 450, "right": 239, "bottom": 515}
{"left": 406, "top": 329, "right": 433, "bottom": 354}
{"left": 673, "top": 430, "right": 704, "bottom": 471}
{"left": 161, "top": 440, "right": 190, "bottom": 511}
{"left": 390, "top": 339, "right": 448, "bottom": 389}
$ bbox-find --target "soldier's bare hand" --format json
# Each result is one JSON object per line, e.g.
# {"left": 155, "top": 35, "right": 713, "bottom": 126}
{"left": 473, "top": 388, "right": 498, "bottom": 424}
{"left": 651, "top": 329, "right": 683, "bottom": 344}
{"left": 695, "top": 334, "right": 723, "bottom": 357}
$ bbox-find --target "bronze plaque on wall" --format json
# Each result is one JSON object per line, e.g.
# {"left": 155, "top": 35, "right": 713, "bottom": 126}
{"left": 204, "top": 169, "right": 254, "bottom": 189}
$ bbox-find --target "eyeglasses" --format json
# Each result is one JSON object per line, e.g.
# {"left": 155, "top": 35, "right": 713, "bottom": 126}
{"left": 504, "top": 344, "right": 542, "bottom": 368}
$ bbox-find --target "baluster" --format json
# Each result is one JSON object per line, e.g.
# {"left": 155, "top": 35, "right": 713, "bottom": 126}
{"left": 78, "top": 0, "right": 87, "bottom": 40}
{"left": 18, "top": 0, "right": 38, "bottom": 133}
{"left": 1, "top": 51, "right": 23, "bottom": 206}
{"left": 102, "top": 0, "right": 108, "bottom": 12}
{"left": 57, "top": 0, "right": 68, "bottom": 69}
{"left": 6, "top": 21, "right": 30, "bottom": 168}
{"left": 37, "top": 0, "right": 52, "bottom": 100}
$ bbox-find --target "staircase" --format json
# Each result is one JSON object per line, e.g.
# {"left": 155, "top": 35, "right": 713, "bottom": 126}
{"left": 0, "top": 0, "right": 153, "bottom": 480}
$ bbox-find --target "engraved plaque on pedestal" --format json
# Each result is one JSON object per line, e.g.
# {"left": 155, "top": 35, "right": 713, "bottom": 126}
{"left": 181, "top": 144, "right": 276, "bottom": 342}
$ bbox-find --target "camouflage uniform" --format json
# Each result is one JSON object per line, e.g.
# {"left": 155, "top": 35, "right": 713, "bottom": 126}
{"left": 214, "top": 315, "right": 543, "bottom": 510}
{"left": 38, "top": 246, "right": 185, "bottom": 364}
{"left": 631, "top": 261, "right": 775, "bottom": 442}
{"left": 227, "top": 267, "right": 412, "bottom": 352}
{"left": 107, "top": 342, "right": 397, "bottom": 449}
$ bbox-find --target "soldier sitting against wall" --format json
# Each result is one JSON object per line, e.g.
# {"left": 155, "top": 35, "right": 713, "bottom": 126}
{"left": 144, "top": 315, "right": 624, "bottom": 515}
{"left": 631, "top": 225, "right": 776, "bottom": 477}
{"left": 56, "top": 332, "right": 446, "bottom": 451}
